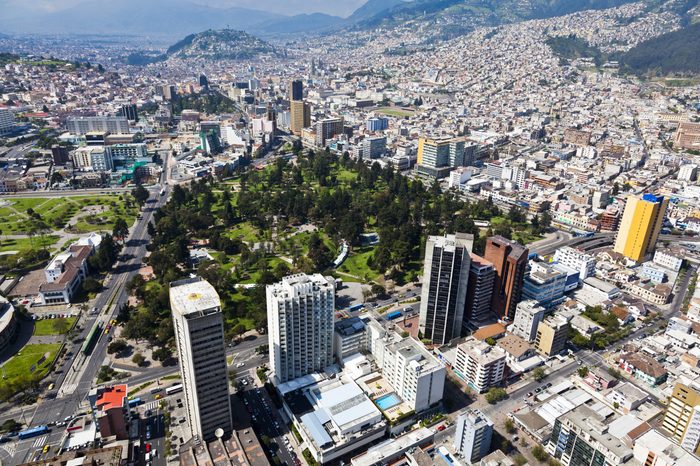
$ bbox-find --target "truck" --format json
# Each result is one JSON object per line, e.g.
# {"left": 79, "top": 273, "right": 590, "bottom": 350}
{"left": 386, "top": 311, "right": 402, "bottom": 321}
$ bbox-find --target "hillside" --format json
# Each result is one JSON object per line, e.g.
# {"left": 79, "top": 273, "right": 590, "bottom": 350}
{"left": 165, "top": 29, "right": 283, "bottom": 61}
{"left": 617, "top": 23, "right": 700, "bottom": 75}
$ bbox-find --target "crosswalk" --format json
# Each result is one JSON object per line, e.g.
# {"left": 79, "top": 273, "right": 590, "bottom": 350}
{"left": 1, "top": 442, "right": 17, "bottom": 457}
{"left": 143, "top": 401, "right": 159, "bottom": 411}
{"left": 32, "top": 435, "right": 48, "bottom": 449}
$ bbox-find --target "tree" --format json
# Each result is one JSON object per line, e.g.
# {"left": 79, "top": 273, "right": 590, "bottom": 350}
{"left": 52, "top": 318, "right": 71, "bottom": 334}
{"left": 107, "top": 339, "right": 128, "bottom": 355}
{"left": 485, "top": 387, "right": 508, "bottom": 404}
{"left": 113, "top": 217, "right": 129, "bottom": 241}
{"left": 371, "top": 283, "right": 386, "bottom": 298}
{"left": 532, "top": 445, "right": 549, "bottom": 462}
{"left": 132, "top": 353, "right": 146, "bottom": 367}
{"left": 152, "top": 347, "right": 171, "bottom": 362}
{"left": 485, "top": 337, "right": 496, "bottom": 346}
{"left": 505, "top": 418, "right": 516, "bottom": 434}
{"left": 578, "top": 366, "right": 589, "bottom": 378}
{"left": 513, "top": 454, "right": 527, "bottom": 466}
{"left": 232, "top": 323, "right": 247, "bottom": 342}
{"left": 131, "top": 185, "right": 150, "bottom": 206}
{"left": 0, "top": 419, "right": 22, "bottom": 433}
{"left": 82, "top": 277, "right": 102, "bottom": 293}
{"left": 532, "top": 367, "right": 547, "bottom": 382}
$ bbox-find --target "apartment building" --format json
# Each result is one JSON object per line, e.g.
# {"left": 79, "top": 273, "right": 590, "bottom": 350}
{"left": 267, "top": 274, "right": 335, "bottom": 383}
{"left": 67, "top": 116, "right": 129, "bottom": 135}
{"left": 553, "top": 246, "right": 596, "bottom": 281}
{"left": 614, "top": 194, "right": 669, "bottom": 263}
{"left": 453, "top": 338, "right": 506, "bottom": 393}
{"left": 454, "top": 409, "right": 494, "bottom": 463}
{"left": 662, "top": 382, "right": 700, "bottom": 455}
{"left": 535, "top": 315, "right": 569, "bottom": 357}
{"left": 465, "top": 253, "right": 495, "bottom": 327}
{"left": 510, "top": 300, "right": 545, "bottom": 342}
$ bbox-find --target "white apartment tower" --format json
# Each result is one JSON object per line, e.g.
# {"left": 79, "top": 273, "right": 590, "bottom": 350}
{"left": 267, "top": 274, "right": 335, "bottom": 384}
{"left": 511, "top": 300, "right": 546, "bottom": 342}
{"left": 170, "top": 277, "right": 232, "bottom": 442}
{"left": 454, "top": 409, "right": 494, "bottom": 463}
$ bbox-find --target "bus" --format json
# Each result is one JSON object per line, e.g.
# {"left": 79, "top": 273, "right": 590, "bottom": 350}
{"left": 150, "top": 387, "right": 163, "bottom": 395}
{"left": 81, "top": 322, "right": 103, "bottom": 355}
{"left": 165, "top": 384, "right": 183, "bottom": 396}
{"left": 348, "top": 303, "right": 364, "bottom": 312}
{"left": 18, "top": 425, "right": 49, "bottom": 440}
{"left": 386, "top": 311, "right": 402, "bottom": 321}
{"left": 128, "top": 398, "right": 142, "bottom": 407}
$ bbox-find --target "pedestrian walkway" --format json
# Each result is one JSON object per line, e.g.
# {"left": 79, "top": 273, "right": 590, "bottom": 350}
{"left": 31, "top": 435, "right": 48, "bottom": 449}
{"left": 143, "top": 400, "right": 159, "bottom": 411}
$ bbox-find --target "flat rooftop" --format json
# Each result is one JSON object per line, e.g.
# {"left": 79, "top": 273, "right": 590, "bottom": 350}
{"left": 169, "top": 277, "right": 221, "bottom": 317}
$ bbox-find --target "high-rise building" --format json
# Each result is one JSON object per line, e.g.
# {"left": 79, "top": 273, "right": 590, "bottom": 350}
{"left": 66, "top": 116, "right": 129, "bottom": 135}
{"left": 510, "top": 300, "right": 545, "bottom": 342}
{"left": 290, "top": 100, "right": 310, "bottom": 136}
{"left": 362, "top": 135, "right": 387, "bottom": 159}
{"left": 453, "top": 338, "right": 506, "bottom": 393}
{"left": 484, "top": 236, "right": 528, "bottom": 321}
{"left": 453, "top": 409, "right": 494, "bottom": 463}
{"left": 170, "top": 277, "right": 232, "bottom": 442}
{"left": 613, "top": 194, "right": 670, "bottom": 263}
{"left": 119, "top": 104, "right": 139, "bottom": 122}
{"left": 267, "top": 274, "right": 335, "bottom": 384}
{"left": 416, "top": 137, "right": 469, "bottom": 170}
{"left": 72, "top": 147, "right": 113, "bottom": 172}
{"left": 662, "top": 382, "right": 700, "bottom": 455}
{"left": 315, "top": 117, "right": 344, "bottom": 147}
{"left": 51, "top": 145, "right": 70, "bottom": 165}
{"left": 419, "top": 233, "right": 473, "bottom": 345}
{"left": 464, "top": 253, "right": 495, "bottom": 327}
{"left": 156, "top": 84, "right": 177, "bottom": 101}
{"left": 199, "top": 74, "right": 209, "bottom": 88}
{"left": 289, "top": 79, "right": 303, "bottom": 101}
{"left": 535, "top": 315, "right": 569, "bottom": 357}
{"left": 0, "top": 108, "right": 16, "bottom": 135}
{"left": 366, "top": 116, "right": 389, "bottom": 132}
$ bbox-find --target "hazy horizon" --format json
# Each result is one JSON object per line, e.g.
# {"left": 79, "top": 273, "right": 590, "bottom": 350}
{"left": 0, "top": 0, "right": 369, "bottom": 17}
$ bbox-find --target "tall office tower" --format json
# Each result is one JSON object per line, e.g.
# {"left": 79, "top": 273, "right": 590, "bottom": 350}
{"left": 119, "top": 104, "right": 139, "bottom": 122}
{"left": 484, "top": 236, "right": 528, "bottom": 321}
{"left": 613, "top": 194, "right": 670, "bottom": 263}
{"left": 315, "top": 117, "right": 344, "bottom": 147}
{"left": 419, "top": 233, "right": 473, "bottom": 345}
{"left": 464, "top": 253, "right": 495, "bottom": 327}
{"left": 535, "top": 315, "right": 570, "bottom": 357}
{"left": 453, "top": 409, "right": 494, "bottom": 463}
{"left": 0, "top": 108, "right": 14, "bottom": 135}
{"left": 66, "top": 116, "right": 130, "bottom": 135}
{"left": 290, "top": 100, "right": 310, "bottom": 136}
{"left": 416, "top": 136, "right": 468, "bottom": 177}
{"left": 662, "top": 382, "right": 700, "bottom": 455}
{"left": 170, "top": 277, "right": 232, "bottom": 442}
{"left": 267, "top": 274, "right": 335, "bottom": 384}
{"left": 511, "top": 300, "right": 545, "bottom": 342}
{"left": 199, "top": 74, "right": 209, "bottom": 88}
{"left": 289, "top": 79, "right": 303, "bottom": 101}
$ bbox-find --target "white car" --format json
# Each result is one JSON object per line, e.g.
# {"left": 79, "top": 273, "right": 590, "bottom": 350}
{"left": 236, "top": 363, "right": 245, "bottom": 368}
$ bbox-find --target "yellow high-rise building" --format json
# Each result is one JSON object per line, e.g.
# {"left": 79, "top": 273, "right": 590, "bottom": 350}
{"left": 290, "top": 100, "right": 310, "bottom": 136}
{"left": 613, "top": 194, "right": 669, "bottom": 263}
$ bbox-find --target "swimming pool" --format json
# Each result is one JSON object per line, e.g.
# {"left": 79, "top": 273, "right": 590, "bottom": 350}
{"left": 375, "top": 393, "right": 401, "bottom": 410}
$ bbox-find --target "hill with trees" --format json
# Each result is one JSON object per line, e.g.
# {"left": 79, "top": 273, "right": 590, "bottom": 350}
{"left": 616, "top": 23, "right": 700, "bottom": 75}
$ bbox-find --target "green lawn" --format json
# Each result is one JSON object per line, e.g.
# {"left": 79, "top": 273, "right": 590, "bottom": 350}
{"left": 375, "top": 107, "right": 415, "bottom": 118}
{"left": 0, "top": 235, "right": 60, "bottom": 253}
{"left": 338, "top": 247, "right": 382, "bottom": 282}
{"left": 0, "top": 195, "right": 137, "bottom": 234}
{"left": 33, "top": 317, "right": 76, "bottom": 336}
{"left": 226, "top": 222, "right": 262, "bottom": 243}
{"left": 0, "top": 343, "right": 61, "bottom": 383}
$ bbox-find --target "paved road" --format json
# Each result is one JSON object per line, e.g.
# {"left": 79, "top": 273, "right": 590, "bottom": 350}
{"left": 2, "top": 173, "right": 171, "bottom": 463}
{"left": 0, "top": 188, "right": 134, "bottom": 198}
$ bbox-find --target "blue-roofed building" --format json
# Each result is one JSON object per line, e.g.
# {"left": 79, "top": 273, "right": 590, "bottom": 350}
{"left": 334, "top": 317, "right": 369, "bottom": 363}
{"left": 366, "top": 116, "right": 389, "bottom": 132}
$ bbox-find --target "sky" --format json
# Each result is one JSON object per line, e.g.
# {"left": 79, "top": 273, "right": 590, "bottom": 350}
{"left": 0, "top": 0, "right": 369, "bottom": 16}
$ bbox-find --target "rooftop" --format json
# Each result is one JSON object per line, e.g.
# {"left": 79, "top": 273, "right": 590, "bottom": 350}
{"left": 169, "top": 277, "right": 221, "bottom": 317}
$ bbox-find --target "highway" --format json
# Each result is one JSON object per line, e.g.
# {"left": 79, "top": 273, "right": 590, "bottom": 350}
{"left": 1, "top": 156, "right": 173, "bottom": 464}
